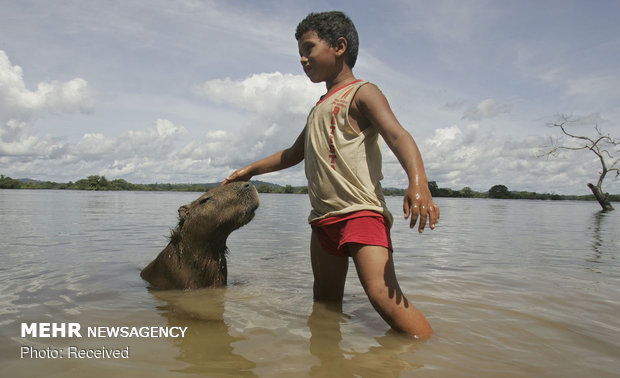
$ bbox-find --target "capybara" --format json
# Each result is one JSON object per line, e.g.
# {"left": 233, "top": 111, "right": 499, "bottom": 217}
{"left": 141, "top": 181, "right": 259, "bottom": 289}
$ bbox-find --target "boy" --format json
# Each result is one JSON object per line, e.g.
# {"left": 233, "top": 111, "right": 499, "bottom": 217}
{"left": 223, "top": 11, "right": 438, "bottom": 339}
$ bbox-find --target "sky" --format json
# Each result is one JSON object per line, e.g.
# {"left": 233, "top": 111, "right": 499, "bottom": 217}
{"left": 1, "top": 0, "right": 619, "bottom": 195}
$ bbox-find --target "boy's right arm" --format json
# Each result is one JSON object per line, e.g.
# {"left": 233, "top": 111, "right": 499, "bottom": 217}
{"left": 222, "top": 127, "right": 306, "bottom": 185}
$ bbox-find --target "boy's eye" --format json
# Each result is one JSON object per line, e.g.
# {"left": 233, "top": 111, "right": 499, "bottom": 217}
{"left": 300, "top": 44, "right": 313, "bottom": 57}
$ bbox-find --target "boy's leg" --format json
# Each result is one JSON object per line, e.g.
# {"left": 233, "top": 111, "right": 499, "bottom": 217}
{"left": 349, "top": 244, "right": 433, "bottom": 339}
{"left": 310, "top": 230, "right": 349, "bottom": 302}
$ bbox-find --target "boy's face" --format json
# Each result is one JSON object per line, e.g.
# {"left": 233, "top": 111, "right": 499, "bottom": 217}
{"left": 297, "top": 31, "right": 340, "bottom": 83}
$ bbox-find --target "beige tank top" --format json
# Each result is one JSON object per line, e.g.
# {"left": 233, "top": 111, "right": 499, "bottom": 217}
{"left": 304, "top": 79, "right": 393, "bottom": 227}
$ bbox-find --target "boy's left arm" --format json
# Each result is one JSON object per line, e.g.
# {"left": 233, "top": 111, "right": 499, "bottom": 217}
{"left": 356, "top": 84, "right": 439, "bottom": 233}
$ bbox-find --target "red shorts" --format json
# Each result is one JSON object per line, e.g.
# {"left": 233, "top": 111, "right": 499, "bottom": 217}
{"left": 311, "top": 211, "right": 393, "bottom": 257}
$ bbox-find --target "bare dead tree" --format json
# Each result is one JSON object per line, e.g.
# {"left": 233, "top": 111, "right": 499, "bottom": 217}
{"left": 541, "top": 115, "right": 618, "bottom": 211}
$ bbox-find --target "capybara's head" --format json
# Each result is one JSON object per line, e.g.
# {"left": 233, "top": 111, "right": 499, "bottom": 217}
{"left": 176, "top": 182, "right": 259, "bottom": 245}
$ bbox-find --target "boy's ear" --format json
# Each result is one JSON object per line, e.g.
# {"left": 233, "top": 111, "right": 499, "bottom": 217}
{"left": 334, "top": 36, "right": 348, "bottom": 57}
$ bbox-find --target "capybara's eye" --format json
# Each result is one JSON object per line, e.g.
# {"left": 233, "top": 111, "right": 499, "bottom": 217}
{"left": 199, "top": 196, "right": 212, "bottom": 205}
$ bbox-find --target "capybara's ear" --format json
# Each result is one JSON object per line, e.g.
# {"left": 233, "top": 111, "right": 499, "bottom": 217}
{"left": 178, "top": 205, "right": 189, "bottom": 220}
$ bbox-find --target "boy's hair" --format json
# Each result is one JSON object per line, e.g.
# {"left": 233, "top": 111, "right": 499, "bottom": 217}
{"left": 295, "top": 11, "right": 359, "bottom": 68}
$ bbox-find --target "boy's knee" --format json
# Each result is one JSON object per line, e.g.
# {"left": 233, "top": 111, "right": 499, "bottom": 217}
{"left": 363, "top": 280, "right": 387, "bottom": 303}
{"left": 363, "top": 280, "right": 408, "bottom": 309}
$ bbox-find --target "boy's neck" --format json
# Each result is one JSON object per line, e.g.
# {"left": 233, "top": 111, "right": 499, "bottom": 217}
{"left": 324, "top": 66, "right": 356, "bottom": 94}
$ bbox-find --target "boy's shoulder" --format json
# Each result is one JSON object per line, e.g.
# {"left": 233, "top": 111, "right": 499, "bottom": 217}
{"left": 354, "top": 81, "right": 389, "bottom": 109}
{"left": 358, "top": 81, "right": 382, "bottom": 94}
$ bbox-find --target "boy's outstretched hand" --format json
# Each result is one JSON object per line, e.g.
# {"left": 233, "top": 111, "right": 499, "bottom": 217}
{"left": 403, "top": 184, "right": 439, "bottom": 233}
{"left": 221, "top": 167, "right": 253, "bottom": 186}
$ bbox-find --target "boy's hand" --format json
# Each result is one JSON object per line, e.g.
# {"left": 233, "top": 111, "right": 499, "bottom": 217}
{"left": 221, "top": 167, "right": 253, "bottom": 186}
{"left": 403, "top": 185, "right": 439, "bottom": 233}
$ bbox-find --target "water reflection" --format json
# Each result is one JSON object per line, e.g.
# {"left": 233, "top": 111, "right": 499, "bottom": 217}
{"left": 307, "top": 302, "right": 422, "bottom": 376}
{"left": 586, "top": 210, "right": 613, "bottom": 272}
{"left": 149, "top": 289, "right": 256, "bottom": 376}
{"left": 589, "top": 211, "right": 605, "bottom": 260}
{"left": 150, "top": 288, "right": 423, "bottom": 376}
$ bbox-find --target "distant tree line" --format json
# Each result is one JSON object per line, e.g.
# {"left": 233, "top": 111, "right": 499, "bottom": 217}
{"left": 0, "top": 174, "right": 220, "bottom": 192}
{"left": 427, "top": 182, "right": 618, "bottom": 201}
{"left": 371, "top": 182, "right": 617, "bottom": 201}
{"left": 0, "top": 174, "right": 302, "bottom": 193}
{"left": 1, "top": 174, "right": 617, "bottom": 202}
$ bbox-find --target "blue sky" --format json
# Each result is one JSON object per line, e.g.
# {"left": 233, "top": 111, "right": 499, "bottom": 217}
{"left": 1, "top": 0, "right": 619, "bottom": 194}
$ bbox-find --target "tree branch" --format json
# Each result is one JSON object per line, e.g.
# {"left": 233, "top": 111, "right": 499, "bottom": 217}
{"left": 542, "top": 114, "right": 618, "bottom": 210}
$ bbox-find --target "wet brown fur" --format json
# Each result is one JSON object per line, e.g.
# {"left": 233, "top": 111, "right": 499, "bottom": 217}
{"left": 140, "top": 182, "right": 259, "bottom": 290}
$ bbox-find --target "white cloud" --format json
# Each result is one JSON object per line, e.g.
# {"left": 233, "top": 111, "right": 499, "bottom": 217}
{"left": 3, "top": 117, "right": 211, "bottom": 183}
{"left": 194, "top": 72, "right": 323, "bottom": 116}
{"left": 462, "top": 98, "right": 513, "bottom": 121}
{"left": 1, "top": 63, "right": 324, "bottom": 184}
{"left": 0, "top": 50, "right": 93, "bottom": 120}
{"left": 0, "top": 50, "right": 93, "bottom": 158}
{"left": 0, "top": 119, "right": 52, "bottom": 156}
{"left": 71, "top": 133, "right": 113, "bottom": 157}
{"left": 192, "top": 72, "right": 324, "bottom": 167}
{"left": 418, "top": 123, "right": 615, "bottom": 194}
